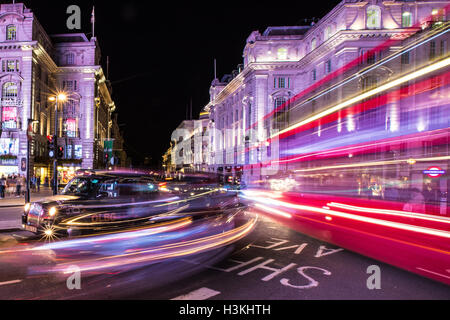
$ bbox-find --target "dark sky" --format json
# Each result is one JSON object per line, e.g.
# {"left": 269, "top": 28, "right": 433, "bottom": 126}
{"left": 16, "top": 0, "right": 340, "bottom": 166}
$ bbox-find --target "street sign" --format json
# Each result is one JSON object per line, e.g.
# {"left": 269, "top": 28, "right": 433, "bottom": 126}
{"left": 423, "top": 166, "right": 446, "bottom": 178}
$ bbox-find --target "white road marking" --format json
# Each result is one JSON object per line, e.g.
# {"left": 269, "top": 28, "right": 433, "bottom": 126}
{"left": 417, "top": 268, "right": 450, "bottom": 280}
{"left": 171, "top": 287, "right": 221, "bottom": 300}
{"left": 0, "top": 280, "right": 22, "bottom": 287}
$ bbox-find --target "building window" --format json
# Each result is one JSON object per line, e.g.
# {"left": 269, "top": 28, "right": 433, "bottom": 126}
{"left": 311, "top": 69, "right": 317, "bottom": 82}
{"left": 325, "top": 60, "right": 332, "bottom": 74}
{"left": 366, "top": 5, "right": 381, "bottom": 29}
{"left": 6, "top": 25, "right": 16, "bottom": 41}
{"left": 432, "top": 9, "right": 445, "bottom": 23}
{"left": 274, "top": 97, "right": 288, "bottom": 128}
{"left": 430, "top": 41, "right": 436, "bottom": 60}
{"left": 2, "top": 82, "right": 18, "bottom": 98}
{"left": 62, "top": 80, "right": 78, "bottom": 92}
{"left": 360, "top": 49, "right": 376, "bottom": 65}
{"left": 401, "top": 52, "right": 410, "bottom": 65}
{"left": 277, "top": 48, "right": 288, "bottom": 60}
{"left": 65, "top": 53, "right": 75, "bottom": 65}
{"left": 2, "top": 59, "right": 19, "bottom": 73}
{"left": 440, "top": 40, "right": 447, "bottom": 57}
{"left": 274, "top": 77, "right": 290, "bottom": 89}
{"left": 325, "top": 26, "right": 332, "bottom": 40}
{"left": 402, "top": 12, "right": 412, "bottom": 28}
{"left": 311, "top": 38, "right": 317, "bottom": 51}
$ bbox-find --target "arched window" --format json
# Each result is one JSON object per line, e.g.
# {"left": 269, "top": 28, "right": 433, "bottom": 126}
{"left": 6, "top": 25, "right": 16, "bottom": 41}
{"left": 366, "top": 5, "right": 381, "bottom": 29}
{"left": 274, "top": 97, "right": 287, "bottom": 110}
{"left": 402, "top": 12, "right": 412, "bottom": 27}
{"left": 277, "top": 47, "right": 288, "bottom": 60}
{"left": 274, "top": 97, "right": 289, "bottom": 128}
{"left": 2, "top": 82, "right": 18, "bottom": 98}
{"left": 311, "top": 38, "right": 317, "bottom": 51}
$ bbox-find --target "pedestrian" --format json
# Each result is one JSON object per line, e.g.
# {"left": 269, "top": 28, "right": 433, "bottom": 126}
{"left": 16, "top": 175, "right": 21, "bottom": 197}
{"left": 36, "top": 175, "right": 41, "bottom": 192}
{"left": 0, "top": 175, "right": 5, "bottom": 199}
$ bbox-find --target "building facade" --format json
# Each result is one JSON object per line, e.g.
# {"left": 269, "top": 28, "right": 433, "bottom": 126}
{"left": 166, "top": 0, "right": 449, "bottom": 213}
{"left": 0, "top": 3, "right": 123, "bottom": 184}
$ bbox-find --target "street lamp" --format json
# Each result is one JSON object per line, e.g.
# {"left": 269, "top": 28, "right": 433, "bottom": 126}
{"left": 49, "top": 92, "right": 67, "bottom": 195}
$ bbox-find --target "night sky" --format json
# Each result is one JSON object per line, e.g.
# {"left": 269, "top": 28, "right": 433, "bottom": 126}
{"left": 16, "top": 0, "right": 340, "bottom": 166}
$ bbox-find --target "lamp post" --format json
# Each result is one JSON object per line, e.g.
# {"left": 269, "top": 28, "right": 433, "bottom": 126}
{"left": 49, "top": 93, "right": 67, "bottom": 195}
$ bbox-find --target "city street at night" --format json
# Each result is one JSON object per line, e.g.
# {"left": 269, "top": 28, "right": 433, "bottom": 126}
{"left": 1, "top": 215, "right": 449, "bottom": 300}
{"left": 0, "top": 0, "right": 449, "bottom": 307}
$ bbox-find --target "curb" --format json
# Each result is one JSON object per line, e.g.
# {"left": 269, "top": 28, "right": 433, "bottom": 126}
{"left": 0, "top": 205, "right": 24, "bottom": 209}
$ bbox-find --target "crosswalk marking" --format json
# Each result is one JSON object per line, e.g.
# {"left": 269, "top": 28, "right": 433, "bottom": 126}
{"left": 171, "top": 287, "right": 221, "bottom": 300}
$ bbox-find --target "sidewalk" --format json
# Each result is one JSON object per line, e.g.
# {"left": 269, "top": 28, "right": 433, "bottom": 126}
{"left": 0, "top": 187, "right": 54, "bottom": 208}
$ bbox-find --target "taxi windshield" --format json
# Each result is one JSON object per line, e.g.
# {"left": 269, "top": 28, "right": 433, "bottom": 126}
{"left": 61, "top": 177, "right": 102, "bottom": 197}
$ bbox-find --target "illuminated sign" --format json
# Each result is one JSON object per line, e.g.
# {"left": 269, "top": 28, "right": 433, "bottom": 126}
{"left": 0, "top": 138, "right": 18, "bottom": 156}
{"left": 1, "top": 99, "right": 23, "bottom": 107}
{"left": 423, "top": 167, "right": 446, "bottom": 178}
{"left": 2, "top": 107, "right": 17, "bottom": 129}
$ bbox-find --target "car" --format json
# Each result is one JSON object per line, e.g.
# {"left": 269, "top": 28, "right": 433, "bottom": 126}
{"left": 21, "top": 172, "right": 181, "bottom": 237}
{"left": 21, "top": 171, "right": 239, "bottom": 238}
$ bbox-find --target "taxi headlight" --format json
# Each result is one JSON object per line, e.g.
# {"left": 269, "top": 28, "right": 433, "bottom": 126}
{"left": 24, "top": 203, "right": 31, "bottom": 213}
{"left": 49, "top": 207, "right": 58, "bottom": 217}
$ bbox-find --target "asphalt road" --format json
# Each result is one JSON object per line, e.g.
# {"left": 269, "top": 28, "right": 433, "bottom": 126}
{"left": 0, "top": 214, "right": 449, "bottom": 300}
{"left": 0, "top": 206, "right": 23, "bottom": 231}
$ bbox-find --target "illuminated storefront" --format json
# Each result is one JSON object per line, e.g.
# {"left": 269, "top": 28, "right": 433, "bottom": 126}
{"left": 57, "top": 165, "right": 81, "bottom": 185}
{"left": 0, "top": 138, "right": 19, "bottom": 176}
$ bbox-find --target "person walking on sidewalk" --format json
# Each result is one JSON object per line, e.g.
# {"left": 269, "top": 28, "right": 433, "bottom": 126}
{"left": 16, "top": 174, "right": 22, "bottom": 197}
{"left": 36, "top": 175, "right": 41, "bottom": 192}
{"left": 0, "top": 175, "right": 5, "bottom": 199}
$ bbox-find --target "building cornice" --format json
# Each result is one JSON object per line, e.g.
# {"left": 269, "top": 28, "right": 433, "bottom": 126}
{"left": 55, "top": 65, "right": 100, "bottom": 74}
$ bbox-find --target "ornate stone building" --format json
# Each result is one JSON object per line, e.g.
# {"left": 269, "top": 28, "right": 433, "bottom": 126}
{"left": 0, "top": 3, "right": 123, "bottom": 184}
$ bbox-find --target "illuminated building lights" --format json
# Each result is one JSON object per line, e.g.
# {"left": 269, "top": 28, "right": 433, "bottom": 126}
{"left": 327, "top": 202, "right": 450, "bottom": 224}
{"left": 293, "top": 156, "right": 450, "bottom": 173}
{"left": 271, "top": 57, "right": 450, "bottom": 140}
{"left": 245, "top": 196, "right": 450, "bottom": 239}
{"left": 249, "top": 22, "right": 450, "bottom": 131}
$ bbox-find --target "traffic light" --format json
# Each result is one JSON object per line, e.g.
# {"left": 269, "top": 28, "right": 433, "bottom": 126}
{"left": 105, "top": 153, "right": 110, "bottom": 165}
{"left": 57, "top": 146, "right": 64, "bottom": 159}
{"left": 47, "top": 135, "right": 55, "bottom": 158}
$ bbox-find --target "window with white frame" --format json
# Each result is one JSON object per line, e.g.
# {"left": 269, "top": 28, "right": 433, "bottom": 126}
{"left": 274, "top": 77, "right": 290, "bottom": 89}
{"left": 2, "top": 82, "right": 18, "bottom": 98}
{"left": 277, "top": 47, "right": 288, "bottom": 60}
{"left": 6, "top": 25, "right": 16, "bottom": 41}
{"left": 402, "top": 12, "right": 412, "bottom": 28}
{"left": 366, "top": 5, "right": 381, "bottom": 29}
{"left": 273, "top": 97, "right": 289, "bottom": 128}
{"left": 325, "top": 25, "right": 332, "bottom": 40}
{"left": 2, "top": 59, "right": 19, "bottom": 73}
{"left": 311, "top": 38, "right": 317, "bottom": 51}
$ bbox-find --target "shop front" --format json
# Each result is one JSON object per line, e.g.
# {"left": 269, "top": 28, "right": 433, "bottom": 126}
{"left": 0, "top": 138, "right": 19, "bottom": 177}
{"left": 57, "top": 165, "right": 82, "bottom": 186}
